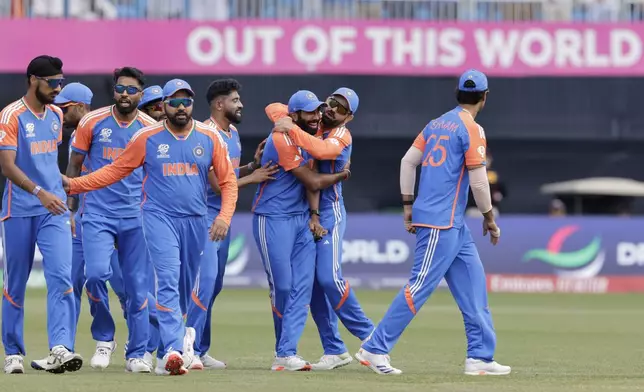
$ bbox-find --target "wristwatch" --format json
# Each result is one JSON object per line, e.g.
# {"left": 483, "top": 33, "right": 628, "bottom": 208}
{"left": 309, "top": 209, "right": 320, "bottom": 217}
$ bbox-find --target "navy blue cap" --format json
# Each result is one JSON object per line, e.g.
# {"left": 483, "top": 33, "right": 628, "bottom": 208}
{"left": 332, "top": 87, "right": 359, "bottom": 114}
{"left": 54, "top": 82, "right": 92, "bottom": 105}
{"left": 458, "top": 69, "right": 488, "bottom": 92}
{"left": 163, "top": 79, "right": 195, "bottom": 99}
{"left": 139, "top": 85, "right": 163, "bottom": 108}
{"left": 288, "top": 90, "right": 324, "bottom": 113}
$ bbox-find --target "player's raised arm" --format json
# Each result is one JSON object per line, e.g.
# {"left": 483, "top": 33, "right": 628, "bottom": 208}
{"left": 265, "top": 102, "right": 289, "bottom": 122}
{"left": 211, "top": 135, "right": 238, "bottom": 226}
{"left": 68, "top": 132, "right": 146, "bottom": 195}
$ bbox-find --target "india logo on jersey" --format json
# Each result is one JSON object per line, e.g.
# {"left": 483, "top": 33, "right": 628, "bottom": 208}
{"left": 522, "top": 225, "right": 604, "bottom": 279}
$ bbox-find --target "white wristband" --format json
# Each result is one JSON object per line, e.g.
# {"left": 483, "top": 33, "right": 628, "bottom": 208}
{"left": 32, "top": 185, "right": 42, "bottom": 196}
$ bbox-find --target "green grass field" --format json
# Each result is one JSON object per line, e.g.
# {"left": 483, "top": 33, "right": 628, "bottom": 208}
{"left": 4, "top": 288, "right": 644, "bottom": 391}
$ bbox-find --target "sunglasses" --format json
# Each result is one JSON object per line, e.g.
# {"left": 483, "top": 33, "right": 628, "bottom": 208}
{"left": 327, "top": 97, "right": 350, "bottom": 115}
{"left": 36, "top": 76, "right": 64, "bottom": 89}
{"left": 114, "top": 84, "right": 141, "bottom": 95}
{"left": 165, "top": 98, "right": 193, "bottom": 108}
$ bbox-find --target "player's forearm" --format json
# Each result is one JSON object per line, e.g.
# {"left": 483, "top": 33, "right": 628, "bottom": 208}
{"left": 308, "top": 171, "right": 349, "bottom": 192}
{"left": 0, "top": 161, "right": 38, "bottom": 194}
{"left": 288, "top": 126, "right": 342, "bottom": 160}
{"left": 400, "top": 146, "right": 422, "bottom": 196}
{"left": 469, "top": 166, "right": 493, "bottom": 215}
{"left": 217, "top": 179, "right": 238, "bottom": 225}
{"left": 69, "top": 165, "right": 129, "bottom": 195}
{"left": 236, "top": 175, "right": 256, "bottom": 189}
{"left": 307, "top": 189, "right": 320, "bottom": 211}
{"left": 238, "top": 162, "right": 257, "bottom": 179}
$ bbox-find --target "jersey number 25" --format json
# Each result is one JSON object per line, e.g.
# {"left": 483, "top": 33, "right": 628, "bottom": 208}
{"left": 422, "top": 134, "right": 449, "bottom": 167}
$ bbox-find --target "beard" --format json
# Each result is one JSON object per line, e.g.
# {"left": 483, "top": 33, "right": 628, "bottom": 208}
{"left": 36, "top": 87, "right": 55, "bottom": 105}
{"left": 168, "top": 112, "right": 191, "bottom": 127}
{"left": 115, "top": 100, "right": 137, "bottom": 115}
{"left": 321, "top": 113, "right": 342, "bottom": 129}
{"left": 295, "top": 117, "right": 318, "bottom": 135}
{"left": 225, "top": 110, "right": 242, "bottom": 125}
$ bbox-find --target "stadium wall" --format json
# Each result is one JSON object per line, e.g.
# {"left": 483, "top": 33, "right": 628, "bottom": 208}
{"left": 4, "top": 214, "right": 644, "bottom": 294}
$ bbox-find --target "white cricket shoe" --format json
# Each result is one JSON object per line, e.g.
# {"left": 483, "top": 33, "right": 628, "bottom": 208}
{"left": 30, "top": 357, "right": 48, "bottom": 371}
{"left": 163, "top": 351, "right": 188, "bottom": 376}
{"left": 91, "top": 341, "right": 115, "bottom": 370}
{"left": 154, "top": 356, "right": 168, "bottom": 376}
{"left": 311, "top": 353, "right": 353, "bottom": 370}
{"left": 43, "top": 345, "right": 83, "bottom": 374}
{"left": 200, "top": 353, "right": 226, "bottom": 370}
{"left": 464, "top": 358, "right": 511, "bottom": 376}
{"left": 271, "top": 355, "right": 311, "bottom": 371}
{"left": 183, "top": 327, "right": 198, "bottom": 370}
{"left": 126, "top": 358, "right": 152, "bottom": 373}
{"left": 4, "top": 355, "right": 24, "bottom": 374}
{"left": 143, "top": 352, "right": 155, "bottom": 369}
{"left": 355, "top": 348, "right": 402, "bottom": 375}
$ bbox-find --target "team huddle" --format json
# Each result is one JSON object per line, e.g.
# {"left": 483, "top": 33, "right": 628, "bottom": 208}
{"left": 1, "top": 55, "right": 510, "bottom": 377}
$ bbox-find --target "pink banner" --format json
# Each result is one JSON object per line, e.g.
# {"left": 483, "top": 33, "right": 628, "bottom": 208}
{"left": 1, "top": 20, "right": 642, "bottom": 76}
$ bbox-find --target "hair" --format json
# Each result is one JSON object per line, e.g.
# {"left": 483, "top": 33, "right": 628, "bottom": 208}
{"left": 113, "top": 67, "right": 145, "bottom": 87}
{"left": 206, "top": 78, "right": 242, "bottom": 104}
{"left": 455, "top": 79, "right": 487, "bottom": 105}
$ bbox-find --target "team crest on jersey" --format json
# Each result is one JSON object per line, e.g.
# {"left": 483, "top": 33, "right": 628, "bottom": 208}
{"left": 99, "top": 128, "right": 112, "bottom": 143}
{"left": 193, "top": 145, "right": 205, "bottom": 157}
{"left": 51, "top": 121, "right": 60, "bottom": 133}
{"left": 157, "top": 144, "right": 170, "bottom": 159}
{"left": 25, "top": 123, "right": 35, "bottom": 138}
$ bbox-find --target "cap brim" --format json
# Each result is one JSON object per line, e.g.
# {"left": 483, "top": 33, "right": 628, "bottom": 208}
{"left": 163, "top": 87, "right": 195, "bottom": 99}
{"left": 54, "top": 96, "right": 71, "bottom": 104}
{"left": 301, "top": 101, "right": 324, "bottom": 112}
{"left": 139, "top": 96, "right": 163, "bottom": 108}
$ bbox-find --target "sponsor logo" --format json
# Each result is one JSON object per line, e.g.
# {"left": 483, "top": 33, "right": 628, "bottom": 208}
{"left": 157, "top": 143, "right": 170, "bottom": 158}
{"left": 523, "top": 225, "right": 604, "bottom": 278}
{"left": 99, "top": 128, "right": 112, "bottom": 143}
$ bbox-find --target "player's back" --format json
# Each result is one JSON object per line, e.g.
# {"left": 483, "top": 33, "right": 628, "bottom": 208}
{"left": 72, "top": 106, "right": 155, "bottom": 218}
{"left": 252, "top": 132, "right": 308, "bottom": 217}
{"left": 0, "top": 99, "right": 65, "bottom": 219}
{"left": 204, "top": 119, "right": 241, "bottom": 214}
{"left": 413, "top": 106, "right": 486, "bottom": 229}
{"left": 317, "top": 126, "right": 352, "bottom": 210}
{"left": 140, "top": 121, "right": 219, "bottom": 217}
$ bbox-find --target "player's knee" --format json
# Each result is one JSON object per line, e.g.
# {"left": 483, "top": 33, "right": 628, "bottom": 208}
{"left": 273, "top": 281, "right": 292, "bottom": 299}
{"left": 317, "top": 274, "right": 338, "bottom": 292}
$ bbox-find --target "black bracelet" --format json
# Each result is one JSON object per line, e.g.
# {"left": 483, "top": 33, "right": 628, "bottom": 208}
{"left": 402, "top": 200, "right": 413, "bottom": 205}
{"left": 310, "top": 209, "right": 320, "bottom": 216}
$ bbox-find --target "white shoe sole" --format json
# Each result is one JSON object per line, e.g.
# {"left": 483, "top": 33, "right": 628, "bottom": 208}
{"left": 464, "top": 369, "right": 511, "bottom": 376}
{"left": 311, "top": 356, "right": 353, "bottom": 371}
{"left": 5, "top": 367, "right": 24, "bottom": 374}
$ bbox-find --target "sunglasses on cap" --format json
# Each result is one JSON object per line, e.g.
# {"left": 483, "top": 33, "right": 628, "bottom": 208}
{"left": 327, "top": 97, "right": 350, "bottom": 115}
{"left": 36, "top": 76, "right": 65, "bottom": 89}
{"left": 165, "top": 98, "right": 194, "bottom": 108}
{"left": 114, "top": 84, "right": 142, "bottom": 95}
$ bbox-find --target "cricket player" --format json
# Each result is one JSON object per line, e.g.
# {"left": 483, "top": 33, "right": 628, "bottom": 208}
{"left": 271, "top": 87, "right": 374, "bottom": 370}
{"left": 187, "top": 78, "right": 277, "bottom": 370}
{"left": 139, "top": 85, "right": 166, "bottom": 122}
{"left": 355, "top": 70, "right": 511, "bottom": 376}
{"left": 64, "top": 78, "right": 238, "bottom": 376}
{"left": 255, "top": 90, "right": 351, "bottom": 371}
{"left": 67, "top": 67, "right": 156, "bottom": 372}
{"left": 0, "top": 55, "right": 82, "bottom": 374}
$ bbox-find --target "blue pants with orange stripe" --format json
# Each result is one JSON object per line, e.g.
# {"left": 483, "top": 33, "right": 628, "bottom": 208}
{"left": 143, "top": 212, "right": 206, "bottom": 359}
{"left": 253, "top": 213, "right": 315, "bottom": 357}
{"left": 362, "top": 225, "right": 497, "bottom": 360}
{"left": 82, "top": 213, "right": 150, "bottom": 359}
{"left": 2, "top": 212, "right": 75, "bottom": 355}
{"left": 310, "top": 204, "right": 374, "bottom": 355}
{"left": 187, "top": 208, "right": 230, "bottom": 357}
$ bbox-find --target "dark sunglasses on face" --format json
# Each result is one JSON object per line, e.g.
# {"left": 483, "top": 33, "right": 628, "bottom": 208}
{"left": 165, "top": 98, "right": 193, "bottom": 108}
{"left": 114, "top": 84, "right": 141, "bottom": 95}
{"left": 146, "top": 101, "right": 164, "bottom": 111}
{"left": 327, "top": 97, "right": 350, "bottom": 115}
{"left": 36, "top": 76, "right": 65, "bottom": 89}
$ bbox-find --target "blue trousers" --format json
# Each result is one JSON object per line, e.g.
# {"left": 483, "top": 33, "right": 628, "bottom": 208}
{"left": 82, "top": 213, "right": 150, "bottom": 359}
{"left": 2, "top": 213, "right": 75, "bottom": 355}
{"left": 311, "top": 204, "right": 374, "bottom": 355}
{"left": 362, "top": 225, "right": 497, "bottom": 360}
{"left": 253, "top": 213, "right": 315, "bottom": 357}
{"left": 187, "top": 209, "right": 230, "bottom": 357}
{"left": 142, "top": 211, "right": 207, "bottom": 358}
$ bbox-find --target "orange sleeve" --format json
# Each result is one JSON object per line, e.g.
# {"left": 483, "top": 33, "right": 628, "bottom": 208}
{"left": 210, "top": 133, "right": 238, "bottom": 225}
{"left": 71, "top": 118, "right": 93, "bottom": 154}
{"left": 265, "top": 103, "right": 289, "bottom": 122}
{"left": 287, "top": 126, "right": 346, "bottom": 160}
{"left": 412, "top": 131, "right": 426, "bottom": 151}
{"left": 273, "top": 132, "right": 306, "bottom": 172}
{"left": 0, "top": 110, "right": 19, "bottom": 151}
{"left": 464, "top": 123, "right": 487, "bottom": 167}
{"left": 69, "top": 134, "right": 146, "bottom": 195}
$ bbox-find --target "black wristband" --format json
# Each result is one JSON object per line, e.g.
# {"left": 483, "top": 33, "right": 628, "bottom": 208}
{"left": 310, "top": 209, "right": 320, "bottom": 216}
{"left": 402, "top": 200, "right": 413, "bottom": 206}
